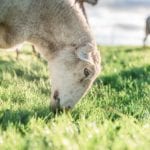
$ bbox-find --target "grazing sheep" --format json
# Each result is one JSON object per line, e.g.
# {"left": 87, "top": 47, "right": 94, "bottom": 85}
{"left": 143, "top": 16, "right": 150, "bottom": 47}
{"left": 0, "top": 0, "right": 101, "bottom": 111}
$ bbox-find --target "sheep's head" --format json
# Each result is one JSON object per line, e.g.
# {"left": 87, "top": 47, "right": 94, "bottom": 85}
{"left": 49, "top": 43, "right": 101, "bottom": 112}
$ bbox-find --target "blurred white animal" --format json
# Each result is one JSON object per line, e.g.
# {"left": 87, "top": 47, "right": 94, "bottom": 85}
{"left": 143, "top": 16, "right": 150, "bottom": 47}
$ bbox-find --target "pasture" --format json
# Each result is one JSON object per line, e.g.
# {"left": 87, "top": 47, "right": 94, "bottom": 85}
{"left": 0, "top": 46, "right": 150, "bottom": 150}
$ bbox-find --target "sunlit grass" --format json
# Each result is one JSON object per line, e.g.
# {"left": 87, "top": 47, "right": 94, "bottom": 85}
{"left": 0, "top": 46, "right": 150, "bottom": 150}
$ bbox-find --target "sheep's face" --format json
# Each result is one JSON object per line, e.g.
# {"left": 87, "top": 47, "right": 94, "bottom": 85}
{"left": 49, "top": 44, "right": 100, "bottom": 111}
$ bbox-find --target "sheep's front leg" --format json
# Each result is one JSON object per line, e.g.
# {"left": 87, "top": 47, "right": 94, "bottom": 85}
{"left": 32, "top": 45, "right": 41, "bottom": 58}
{"left": 143, "top": 35, "right": 148, "bottom": 48}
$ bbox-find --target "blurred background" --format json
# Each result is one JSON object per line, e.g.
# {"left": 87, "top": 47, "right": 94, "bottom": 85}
{"left": 85, "top": 0, "right": 150, "bottom": 45}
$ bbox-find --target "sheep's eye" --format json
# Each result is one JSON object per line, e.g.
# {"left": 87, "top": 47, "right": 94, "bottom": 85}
{"left": 84, "top": 68, "right": 90, "bottom": 77}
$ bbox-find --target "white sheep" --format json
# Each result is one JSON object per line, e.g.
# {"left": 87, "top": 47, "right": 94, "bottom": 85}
{"left": 143, "top": 16, "right": 150, "bottom": 47}
{"left": 0, "top": 0, "right": 101, "bottom": 111}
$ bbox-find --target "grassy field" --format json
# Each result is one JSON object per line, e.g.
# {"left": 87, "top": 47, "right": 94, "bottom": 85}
{"left": 0, "top": 46, "right": 150, "bottom": 150}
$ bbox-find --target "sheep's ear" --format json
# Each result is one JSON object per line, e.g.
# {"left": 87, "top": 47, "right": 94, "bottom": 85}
{"left": 76, "top": 47, "right": 94, "bottom": 64}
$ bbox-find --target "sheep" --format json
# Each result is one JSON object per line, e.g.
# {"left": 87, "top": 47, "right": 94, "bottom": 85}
{"left": 143, "top": 16, "right": 150, "bottom": 47}
{"left": 0, "top": 0, "right": 101, "bottom": 111}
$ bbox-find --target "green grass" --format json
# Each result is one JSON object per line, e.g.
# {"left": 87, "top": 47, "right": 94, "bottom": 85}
{"left": 0, "top": 46, "right": 150, "bottom": 150}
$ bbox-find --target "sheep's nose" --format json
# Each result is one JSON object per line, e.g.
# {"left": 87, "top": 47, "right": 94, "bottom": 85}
{"left": 50, "top": 90, "right": 72, "bottom": 113}
{"left": 50, "top": 90, "right": 60, "bottom": 112}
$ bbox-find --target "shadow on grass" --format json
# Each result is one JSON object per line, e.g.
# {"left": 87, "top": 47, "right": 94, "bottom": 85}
{"left": 0, "top": 58, "right": 51, "bottom": 130}
{"left": 0, "top": 59, "right": 15, "bottom": 70}
{"left": 0, "top": 106, "right": 54, "bottom": 131}
{"left": 125, "top": 46, "right": 150, "bottom": 53}
{"left": 95, "top": 65, "right": 150, "bottom": 121}
{"left": 96, "top": 65, "right": 150, "bottom": 91}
